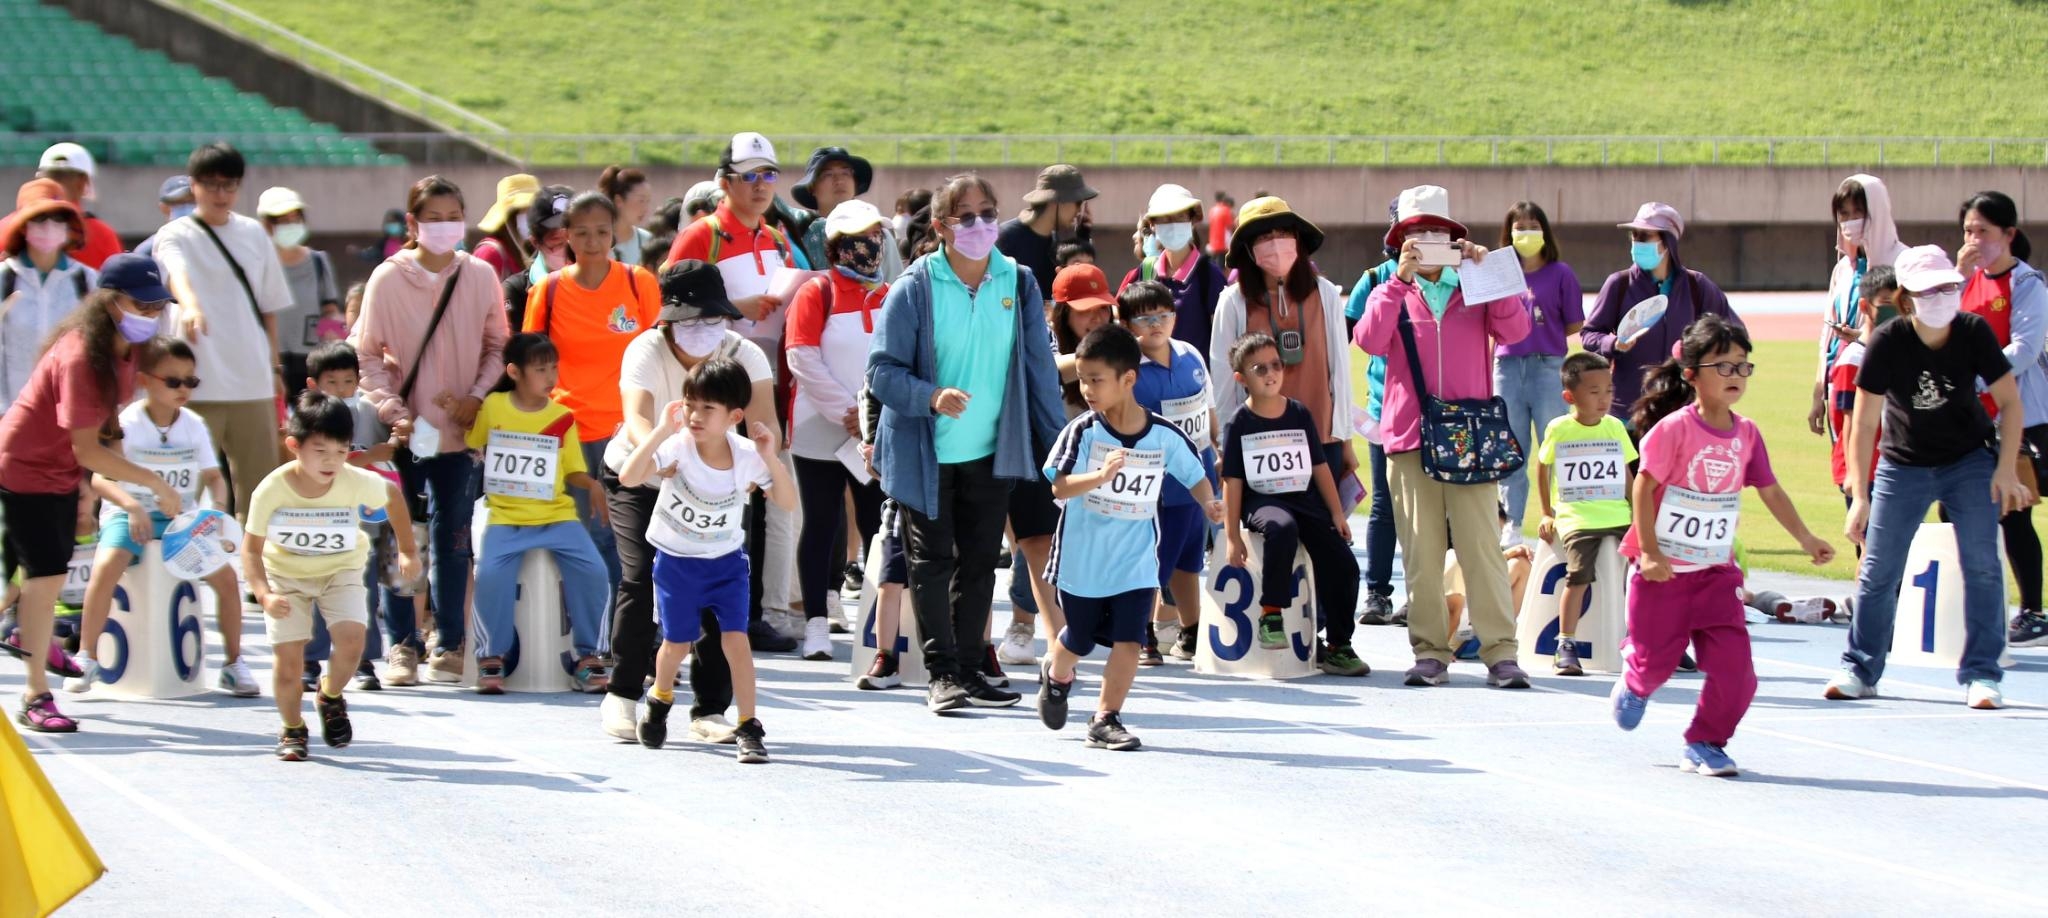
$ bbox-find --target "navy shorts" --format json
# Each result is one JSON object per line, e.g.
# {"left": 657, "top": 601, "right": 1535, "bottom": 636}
{"left": 1156, "top": 501, "right": 1206, "bottom": 586}
{"left": 878, "top": 501, "right": 908, "bottom": 586}
{"left": 652, "top": 548, "right": 750, "bottom": 644}
{"left": 1008, "top": 474, "right": 1059, "bottom": 541}
{"left": 1057, "top": 588, "right": 1154, "bottom": 656}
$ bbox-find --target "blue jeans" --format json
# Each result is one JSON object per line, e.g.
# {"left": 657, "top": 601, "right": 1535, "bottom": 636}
{"left": 471, "top": 521, "right": 611, "bottom": 660}
{"left": 397, "top": 451, "right": 476, "bottom": 654}
{"left": 1364, "top": 441, "right": 1396, "bottom": 595}
{"left": 1493, "top": 353, "right": 1567, "bottom": 528}
{"left": 1845, "top": 449, "right": 2006, "bottom": 686}
{"left": 570, "top": 437, "right": 622, "bottom": 609}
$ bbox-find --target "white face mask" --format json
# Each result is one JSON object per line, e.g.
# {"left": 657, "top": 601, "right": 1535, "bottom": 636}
{"left": 1839, "top": 218, "right": 1865, "bottom": 249}
{"left": 1152, "top": 221, "right": 1194, "bottom": 253}
{"left": 417, "top": 220, "right": 465, "bottom": 255}
{"left": 271, "top": 223, "right": 308, "bottom": 248}
{"left": 514, "top": 213, "right": 531, "bottom": 241}
{"left": 541, "top": 245, "right": 569, "bottom": 271}
{"left": 1914, "top": 290, "right": 1961, "bottom": 329}
{"left": 671, "top": 322, "right": 725, "bottom": 358}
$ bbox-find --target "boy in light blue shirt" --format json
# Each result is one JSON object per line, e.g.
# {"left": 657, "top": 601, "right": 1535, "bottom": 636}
{"left": 1037, "top": 325, "right": 1221, "bottom": 751}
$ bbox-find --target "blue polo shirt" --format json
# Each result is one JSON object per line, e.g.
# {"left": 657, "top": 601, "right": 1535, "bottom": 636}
{"left": 1132, "top": 338, "right": 1219, "bottom": 506}
{"left": 1043, "top": 411, "right": 1208, "bottom": 597}
{"left": 928, "top": 248, "right": 1019, "bottom": 463}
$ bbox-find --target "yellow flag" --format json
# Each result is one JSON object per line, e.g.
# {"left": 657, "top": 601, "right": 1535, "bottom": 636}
{"left": 0, "top": 717, "right": 104, "bottom": 918}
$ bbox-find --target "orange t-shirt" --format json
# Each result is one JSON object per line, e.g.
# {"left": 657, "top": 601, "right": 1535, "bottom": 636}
{"left": 523, "top": 261, "right": 659, "bottom": 440}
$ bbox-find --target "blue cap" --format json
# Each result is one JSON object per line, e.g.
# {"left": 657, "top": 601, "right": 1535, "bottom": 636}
{"left": 158, "top": 175, "right": 193, "bottom": 204}
{"left": 98, "top": 253, "right": 174, "bottom": 304}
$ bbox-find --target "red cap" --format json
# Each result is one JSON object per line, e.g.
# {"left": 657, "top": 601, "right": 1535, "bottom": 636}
{"left": 1051, "top": 263, "right": 1115, "bottom": 310}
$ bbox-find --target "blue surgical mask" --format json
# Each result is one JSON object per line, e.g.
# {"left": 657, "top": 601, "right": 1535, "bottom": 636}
{"left": 168, "top": 203, "right": 196, "bottom": 221}
{"left": 1630, "top": 240, "right": 1664, "bottom": 272}
{"left": 1142, "top": 234, "right": 1162, "bottom": 258}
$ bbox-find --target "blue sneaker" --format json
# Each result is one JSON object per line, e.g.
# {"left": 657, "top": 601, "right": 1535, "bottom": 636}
{"left": 1610, "top": 678, "right": 1648, "bottom": 731}
{"left": 1681, "top": 742, "right": 1739, "bottom": 777}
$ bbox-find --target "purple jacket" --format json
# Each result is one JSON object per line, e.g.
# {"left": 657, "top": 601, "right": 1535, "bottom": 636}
{"left": 1579, "top": 234, "right": 1741, "bottom": 420}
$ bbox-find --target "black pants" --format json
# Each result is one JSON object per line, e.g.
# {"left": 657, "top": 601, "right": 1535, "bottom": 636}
{"left": 1940, "top": 423, "right": 2048, "bottom": 611}
{"left": 1246, "top": 503, "right": 1361, "bottom": 649}
{"left": 603, "top": 473, "right": 732, "bottom": 718}
{"left": 793, "top": 456, "right": 884, "bottom": 621}
{"left": 902, "top": 457, "right": 1012, "bottom": 678}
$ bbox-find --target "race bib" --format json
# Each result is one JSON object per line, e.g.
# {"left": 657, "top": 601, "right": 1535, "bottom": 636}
{"left": 483, "top": 430, "right": 559, "bottom": 501}
{"left": 59, "top": 543, "right": 94, "bottom": 606}
{"left": 1161, "top": 391, "right": 1212, "bottom": 451}
{"left": 656, "top": 475, "right": 746, "bottom": 550}
{"left": 1654, "top": 486, "right": 1739, "bottom": 566}
{"left": 1080, "top": 443, "right": 1164, "bottom": 521}
{"left": 1243, "top": 429, "right": 1313, "bottom": 495}
{"left": 1554, "top": 440, "right": 1626, "bottom": 503}
{"left": 124, "top": 446, "right": 201, "bottom": 513}
{"left": 268, "top": 507, "right": 359, "bottom": 556}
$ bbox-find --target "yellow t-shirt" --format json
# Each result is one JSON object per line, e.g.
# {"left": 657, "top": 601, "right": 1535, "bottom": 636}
{"left": 246, "top": 463, "right": 391, "bottom": 581}
{"left": 1537, "top": 413, "right": 1639, "bottom": 533}
{"left": 465, "top": 391, "right": 586, "bottom": 527}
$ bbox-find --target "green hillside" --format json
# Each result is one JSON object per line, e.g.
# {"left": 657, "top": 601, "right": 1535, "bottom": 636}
{"left": 195, "top": 0, "right": 2048, "bottom": 165}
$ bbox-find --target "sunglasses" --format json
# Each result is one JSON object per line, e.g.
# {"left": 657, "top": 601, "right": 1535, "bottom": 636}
{"left": 1690, "top": 361, "right": 1755, "bottom": 378}
{"left": 1128, "top": 314, "right": 1172, "bottom": 329}
{"left": 946, "top": 208, "right": 1001, "bottom": 228}
{"left": 735, "top": 170, "right": 780, "bottom": 184}
{"left": 144, "top": 372, "right": 202, "bottom": 389}
{"left": 1241, "top": 360, "right": 1283, "bottom": 378}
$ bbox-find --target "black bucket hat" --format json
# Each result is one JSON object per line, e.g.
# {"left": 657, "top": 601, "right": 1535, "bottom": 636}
{"left": 792, "top": 146, "right": 874, "bottom": 211}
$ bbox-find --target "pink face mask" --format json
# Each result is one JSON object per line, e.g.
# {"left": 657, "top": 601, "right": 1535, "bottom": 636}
{"left": 24, "top": 220, "right": 69, "bottom": 255}
{"left": 1253, "top": 236, "right": 1298, "bottom": 277}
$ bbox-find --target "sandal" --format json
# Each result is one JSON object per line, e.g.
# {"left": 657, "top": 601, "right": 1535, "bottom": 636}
{"left": 19, "top": 693, "right": 79, "bottom": 733}
{"left": 2, "top": 633, "right": 83, "bottom": 678}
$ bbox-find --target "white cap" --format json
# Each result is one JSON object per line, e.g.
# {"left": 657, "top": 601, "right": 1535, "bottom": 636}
{"left": 37, "top": 142, "right": 95, "bottom": 179}
{"left": 256, "top": 186, "right": 306, "bottom": 218}
{"left": 1144, "top": 183, "right": 1202, "bottom": 220}
{"left": 825, "top": 199, "right": 886, "bottom": 242}
{"left": 725, "top": 131, "right": 778, "bottom": 173}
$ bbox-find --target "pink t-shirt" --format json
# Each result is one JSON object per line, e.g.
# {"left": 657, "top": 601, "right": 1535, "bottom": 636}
{"left": 1621, "top": 404, "right": 1775, "bottom": 571}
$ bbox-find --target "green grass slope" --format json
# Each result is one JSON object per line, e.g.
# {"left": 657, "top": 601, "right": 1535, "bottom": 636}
{"left": 202, "top": 0, "right": 2048, "bottom": 165}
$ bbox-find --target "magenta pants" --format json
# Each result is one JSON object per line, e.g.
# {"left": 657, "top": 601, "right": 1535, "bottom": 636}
{"left": 1623, "top": 564, "right": 1757, "bottom": 747}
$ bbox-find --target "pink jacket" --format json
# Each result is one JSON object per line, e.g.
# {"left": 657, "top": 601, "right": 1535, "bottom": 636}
{"left": 1354, "top": 275, "right": 1530, "bottom": 453}
{"left": 349, "top": 250, "right": 508, "bottom": 449}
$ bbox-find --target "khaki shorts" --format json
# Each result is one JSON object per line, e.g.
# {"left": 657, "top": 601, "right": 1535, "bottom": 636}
{"left": 263, "top": 570, "right": 369, "bottom": 646}
{"left": 1560, "top": 526, "right": 1629, "bottom": 586}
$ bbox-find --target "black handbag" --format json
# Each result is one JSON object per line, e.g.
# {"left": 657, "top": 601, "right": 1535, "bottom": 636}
{"left": 1395, "top": 303, "right": 1524, "bottom": 484}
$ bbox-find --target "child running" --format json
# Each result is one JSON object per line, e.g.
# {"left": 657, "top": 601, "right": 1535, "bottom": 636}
{"left": 1534, "top": 352, "right": 1636, "bottom": 676}
{"left": 1219, "top": 333, "right": 1368, "bottom": 676}
{"left": 1037, "top": 325, "right": 1221, "bottom": 750}
{"left": 618, "top": 357, "right": 795, "bottom": 764}
{"left": 466, "top": 333, "right": 613, "bottom": 695}
{"left": 1118, "top": 280, "right": 1221, "bottom": 662}
{"left": 67, "top": 336, "right": 256, "bottom": 696}
{"left": 1610, "top": 315, "right": 1834, "bottom": 777}
{"left": 244, "top": 392, "right": 422, "bottom": 760}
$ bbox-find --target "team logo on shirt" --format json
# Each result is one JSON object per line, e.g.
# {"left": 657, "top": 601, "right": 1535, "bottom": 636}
{"left": 1993, "top": 297, "right": 2008, "bottom": 313}
{"left": 1686, "top": 443, "right": 1741, "bottom": 491}
{"left": 609, "top": 305, "right": 640, "bottom": 334}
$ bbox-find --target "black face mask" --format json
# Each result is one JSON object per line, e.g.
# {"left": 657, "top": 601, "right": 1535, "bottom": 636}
{"left": 833, "top": 235, "right": 883, "bottom": 279}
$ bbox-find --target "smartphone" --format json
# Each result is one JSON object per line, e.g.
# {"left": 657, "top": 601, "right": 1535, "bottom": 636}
{"left": 1414, "top": 240, "right": 1462, "bottom": 267}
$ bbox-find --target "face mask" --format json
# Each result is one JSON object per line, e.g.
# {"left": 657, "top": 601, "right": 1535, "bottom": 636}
{"left": 1152, "top": 222, "right": 1194, "bottom": 253}
{"left": 950, "top": 219, "right": 999, "bottom": 261}
{"left": 1510, "top": 229, "right": 1546, "bottom": 258}
{"left": 1915, "top": 290, "right": 1961, "bottom": 329}
{"left": 671, "top": 322, "right": 725, "bottom": 357}
{"left": 172, "top": 204, "right": 198, "bottom": 222}
{"left": 117, "top": 309, "right": 159, "bottom": 343}
{"left": 24, "top": 221, "right": 68, "bottom": 255}
{"left": 1873, "top": 304, "right": 1900, "bottom": 327}
{"left": 1630, "top": 240, "right": 1664, "bottom": 272}
{"left": 1976, "top": 237, "right": 2007, "bottom": 270}
{"left": 417, "top": 221, "right": 465, "bottom": 255}
{"left": 1838, "top": 218, "right": 1865, "bottom": 250}
{"left": 832, "top": 234, "right": 883, "bottom": 280}
{"left": 541, "top": 246, "right": 569, "bottom": 271}
{"left": 1142, "top": 234, "right": 1162, "bottom": 258}
{"left": 272, "top": 224, "right": 308, "bottom": 248}
{"left": 514, "top": 213, "right": 531, "bottom": 242}
{"left": 1253, "top": 236, "right": 1299, "bottom": 277}
{"left": 383, "top": 221, "right": 405, "bottom": 237}
{"left": 891, "top": 214, "right": 909, "bottom": 239}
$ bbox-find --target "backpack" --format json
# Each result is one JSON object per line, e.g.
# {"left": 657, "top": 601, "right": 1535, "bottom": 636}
{"left": 694, "top": 215, "right": 793, "bottom": 267}
{"left": 0, "top": 260, "right": 90, "bottom": 302}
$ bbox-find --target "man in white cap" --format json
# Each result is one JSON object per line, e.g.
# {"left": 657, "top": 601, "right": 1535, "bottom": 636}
{"left": 36, "top": 142, "right": 121, "bottom": 269}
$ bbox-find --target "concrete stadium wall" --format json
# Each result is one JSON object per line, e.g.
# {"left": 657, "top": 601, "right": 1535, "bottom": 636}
{"left": 6, "top": 163, "right": 2038, "bottom": 294}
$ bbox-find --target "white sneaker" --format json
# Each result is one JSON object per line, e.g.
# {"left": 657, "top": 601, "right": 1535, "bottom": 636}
{"left": 690, "top": 714, "right": 738, "bottom": 744}
{"left": 218, "top": 658, "right": 261, "bottom": 697}
{"left": 1966, "top": 679, "right": 2005, "bottom": 710}
{"left": 1500, "top": 521, "right": 1523, "bottom": 549}
{"left": 600, "top": 692, "right": 637, "bottom": 741}
{"left": 997, "top": 621, "right": 1038, "bottom": 666}
{"left": 800, "top": 616, "right": 833, "bottom": 661}
{"left": 63, "top": 656, "right": 101, "bottom": 694}
{"left": 768, "top": 609, "right": 804, "bottom": 639}
{"left": 1823, "top": 670, "right": 1876, "bottom": 700}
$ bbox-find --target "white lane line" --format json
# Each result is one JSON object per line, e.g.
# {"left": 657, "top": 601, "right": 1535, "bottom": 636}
{"left": 25, "top": 733, "right": 352, "bottom": 918}
{"left": 1740, "top": 726, "right": 2048, "bottom": 795}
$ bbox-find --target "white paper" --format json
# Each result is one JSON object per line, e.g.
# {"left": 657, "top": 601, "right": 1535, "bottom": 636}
{"left": 1457, "top": 252, "right": 1528, "bottom": 304}
{"left": 836, "top": 437, "right": 872, "bottom": 485}
{"left": 1615, "top": 294, "right": 1669, "bottom": 342}
{"left": 409, "top": 421, "right": 441, "bottom": 460}
{"left": 768, "top": 267, "right": 825, "bottom": 304}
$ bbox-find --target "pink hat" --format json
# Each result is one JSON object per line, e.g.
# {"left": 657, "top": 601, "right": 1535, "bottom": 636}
{"left": 1894, "top": 245, "right": 1965, "bottom": 293}
{"left": 1618, "top": 202, "right": 1684, "bottom": 239}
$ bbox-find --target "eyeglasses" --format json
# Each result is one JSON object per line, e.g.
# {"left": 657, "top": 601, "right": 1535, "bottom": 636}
{"left": 1910, "top": 282, "right": 1962, "bottom": 297}
{"left": 946, "top": 208, "right": 1001, "bottom": 228}
{"left": 1128, "top": 314, "right": 1172, "bottom": 329}
{"left": 735, "top": 170, "right": 780, "bottom": 185}
{"left": 1691, "top": 361, "right": 1755, "bottom": 378}
{"left": 669, "top": 317, "right": 724, "bottom": 329}
{"left": 143, "top": 372, "right": 202, "bottom": 389}
{"left": 194, "top": 179, "right": 240, "bottom": 194}
{"left": 1242, "top": 360, "right": 1283, "bottom": 378}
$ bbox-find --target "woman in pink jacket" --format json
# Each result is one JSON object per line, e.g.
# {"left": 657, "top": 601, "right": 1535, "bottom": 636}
{"left": 348, "top": 175, "right": 510, "bottom": 686}
{"left": 1355, "top": 185, "right": 1533, "bottom": 690}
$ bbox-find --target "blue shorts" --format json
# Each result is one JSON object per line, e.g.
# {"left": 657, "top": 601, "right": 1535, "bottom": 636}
{"left": 97, "top": 512, "right": 172, "bottom": 559}
{"left": 1156, "top": 501, "right": 1206, "bottom": 586}
{"left": 652, "top": 548, "right": 751, "bottom": 644}
{"left": 1057, "top": 588, "right": 1154, "bottom": 656}
{"left": 877, "top": 500, "right": 908, "bottom": 587}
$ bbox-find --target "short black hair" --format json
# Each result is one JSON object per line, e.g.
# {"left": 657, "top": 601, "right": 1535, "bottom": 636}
{"left": 1115, "top": 280, "right": 1175, "bottom": 326}
{"left": 1074, "top": 323, "right": 1141, "bottom": 378}
{"left": 287, "top": 390, "right": 355, "bottom": 444}
{"left": 492, "top": 333, "right": 560, "bottom": 392}
{"left": 1560, "top": 351, "right": 1610, "bottom": 390}
{"left": 1861, "top": 265, "right": 1899, "bottom": 301}
{"left": 187, "top": 142, "right": 245, "bottom": 181}
{"left": 306, "top": 342, "right": 360, "bottom": 380}
{"left": 1229, "top": 332, "right": 1279, "bottom": 373}
{"left": 137, "top": 336, "right": 195, "bottom": 375}
{"left": 1055, "top": 239, "right": 1095, "bottom": 267}
{"left": 683, "top": 357, "right": 752, "bottom": 411}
